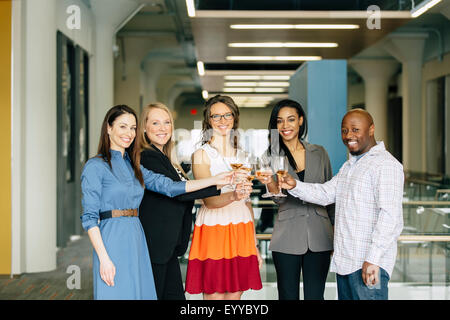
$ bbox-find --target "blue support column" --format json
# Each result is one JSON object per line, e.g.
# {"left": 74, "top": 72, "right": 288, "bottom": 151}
{"left": 289, "top": 60, "right": 348, "bottom": 175}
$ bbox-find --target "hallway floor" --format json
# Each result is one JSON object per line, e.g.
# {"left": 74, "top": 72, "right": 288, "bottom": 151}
{"left": 0, "top": 235, "right": 448, "bottom": 300}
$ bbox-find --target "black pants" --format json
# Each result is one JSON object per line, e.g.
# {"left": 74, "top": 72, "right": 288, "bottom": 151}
{"left": 151, "top": 253, "right": 186, "bottom": 300}
{"left": 272, "top": 250, "right": 331, "bottom": 300}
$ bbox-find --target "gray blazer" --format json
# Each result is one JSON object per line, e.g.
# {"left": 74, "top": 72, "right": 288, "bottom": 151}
{"left": 268, "top": 141, "right": 335, "bottom": 255}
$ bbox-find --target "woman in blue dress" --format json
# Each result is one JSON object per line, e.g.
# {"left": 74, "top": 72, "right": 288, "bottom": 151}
{"left": 81, "top": 105, "right": 232, "bottom": 300}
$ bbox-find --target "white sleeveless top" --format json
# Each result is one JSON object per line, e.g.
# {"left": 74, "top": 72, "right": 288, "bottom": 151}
{"left": 198, "top": 143, "right": 234, "bottom": 193}
{"left": 194, "top": 143, "right": 251, "bottom": 226}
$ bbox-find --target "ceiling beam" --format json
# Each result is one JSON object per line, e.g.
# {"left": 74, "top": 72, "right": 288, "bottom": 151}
{"left": 194, "top": 10, "right": 412, "bottom": 19}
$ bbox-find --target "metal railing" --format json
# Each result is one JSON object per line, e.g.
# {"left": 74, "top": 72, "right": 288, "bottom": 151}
{"left": 191, "top": 178, "right": 450, "bottom": 289}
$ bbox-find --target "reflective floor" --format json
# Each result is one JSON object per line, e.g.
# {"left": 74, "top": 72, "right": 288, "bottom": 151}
{"left": 186, "top": 282, "right": 450, "bottom": 300}
{"left": 2, "top": 234, "right": 446, "bottom": 300}
{"left": 181, "top": 246, "right": 450, "bottom": 300}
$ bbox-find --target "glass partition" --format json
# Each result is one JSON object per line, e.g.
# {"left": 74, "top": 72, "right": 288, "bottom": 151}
{"left": 184, "top": 175, "right": 450, "bottom": 299}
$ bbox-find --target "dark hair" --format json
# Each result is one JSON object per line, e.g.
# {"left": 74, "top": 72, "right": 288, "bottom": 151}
{"left": 268, "top": 99, "right": 308, "bottom": 171}
{"left": 96, "top": 105, "right": 144, "bottom": 186}
{"left": 201, "top": 94, "right": 240, "bottom": 148}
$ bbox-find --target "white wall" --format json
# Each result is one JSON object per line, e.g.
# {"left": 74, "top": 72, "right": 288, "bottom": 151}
{"left": 91, "top": 0, "right": 142, "bottom": 157}
{"left": 11, "top": 0, "right": 26, "bottom": 275}
{"left": 12, "top": 0, "right": 96, "bottom": 274}
{"left": 22, "top": 0, "right": 58, "bottom": 273}
{"left": 11, "top": 0, "right": 140, "bottom": 274}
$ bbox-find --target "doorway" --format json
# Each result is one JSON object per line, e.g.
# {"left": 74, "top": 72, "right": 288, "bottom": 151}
{"left": 56, "top": 31, "right": 89, "bottom": 248}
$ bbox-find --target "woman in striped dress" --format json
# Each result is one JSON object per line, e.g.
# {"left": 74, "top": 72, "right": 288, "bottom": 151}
{"left": 185, "top": 95, "right": 263, "bottom": 300}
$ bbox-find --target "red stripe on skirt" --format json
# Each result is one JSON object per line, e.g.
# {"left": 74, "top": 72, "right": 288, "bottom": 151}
{"left": 185, "top": 255, "right": 262, "bottom": 294}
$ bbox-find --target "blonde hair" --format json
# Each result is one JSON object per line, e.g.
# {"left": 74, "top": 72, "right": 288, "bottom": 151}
{"left": 139, "top": 102, "right": 188, "bottom": 179}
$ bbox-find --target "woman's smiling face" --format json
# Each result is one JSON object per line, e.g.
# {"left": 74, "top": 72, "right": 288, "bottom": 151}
{"left": 209, "top": 102, "right": 235, "bottom": 136}
{"left": 276, "top": 106, "right": 303, "bottom": 143}
{"left": 145, "top": 107, "right": 172, "bottom": 150}
{"left": 107, "top": 113, "right": 137, "bottom": 152}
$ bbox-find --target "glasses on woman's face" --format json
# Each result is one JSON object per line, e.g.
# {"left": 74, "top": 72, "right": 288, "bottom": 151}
{"left": 210, "top": 112, "right": 233, "bottom": 122}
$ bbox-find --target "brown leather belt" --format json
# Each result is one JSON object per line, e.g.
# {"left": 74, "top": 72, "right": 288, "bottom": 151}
{"left": 99, "top": 209, "right": 138, "bottom": 220}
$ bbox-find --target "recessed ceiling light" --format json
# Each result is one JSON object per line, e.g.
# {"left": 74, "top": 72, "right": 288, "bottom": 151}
{"left": 226, "top": 56, "right": 271, "bottom": 61}
{"left": 228, "top": 42, "right": 338, "bottom": 48}
{"left": 223, "top": 87, "right": 286, "bottom": 93}
{"left": 223, "top": 88, "right": 254, "bottom": 93}
{"left": 254, "top": 88, "right": 286, "bottom": 92}
{"left": 239, "top": 102, "right": 270, "bottom": 108}
{"left": 230, "top": 24, "right": 359, "bottom": 30}
{"left": 224, "top": 75, "right": 291, "bottom": 81}
{"left": 232, "top": 96, "right": 274, "bottom": 101}
{"left": 226, "top": 56, "right": 321, "bottom": 61}
{"left": 224, "top": 82, "right": 259, "bottom": 87}
{"left": 196, "top": 61, "right": 205, "bottom": 76}
{"left": 224, "top": 75, "right": 260, "bottom": 80}
{"left": 224, "top": 82, "right": 290, "bottom": 87}
{"left": 262, "top": 75, "right": 291, "bottom": 80}
{"left": 226, "top": 93, "right": 289, "bottom": 100}
{"left": 202, "top": 90, "right": 208, "bottom": 99}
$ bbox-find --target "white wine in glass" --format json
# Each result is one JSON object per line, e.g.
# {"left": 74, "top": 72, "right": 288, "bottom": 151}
{"left": 230, "top": 163, "right": 243, "bottom": 170}
{"left": 257, "top": 156, "right": 274, "bottom": 198}
{"left": 273, "top": 155, "right": 288, "bottom": 198}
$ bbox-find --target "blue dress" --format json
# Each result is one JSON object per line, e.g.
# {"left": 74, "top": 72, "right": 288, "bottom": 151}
{"left": 80, "top": 150, "right": 186, "bottom": 300}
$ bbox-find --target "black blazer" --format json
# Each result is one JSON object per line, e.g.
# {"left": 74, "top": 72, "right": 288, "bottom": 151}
{"left": 139, "top": 146, "right": 220, "bottom": 265}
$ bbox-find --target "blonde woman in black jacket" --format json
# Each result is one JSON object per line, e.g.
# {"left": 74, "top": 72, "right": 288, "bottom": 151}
{"left": 138, "top": 103, "right": 250, "bottom": 300}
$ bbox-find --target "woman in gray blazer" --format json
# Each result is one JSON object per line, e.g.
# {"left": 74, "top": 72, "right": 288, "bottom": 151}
{"left": 262, "top": 99, "right": 334, "bottom": 300}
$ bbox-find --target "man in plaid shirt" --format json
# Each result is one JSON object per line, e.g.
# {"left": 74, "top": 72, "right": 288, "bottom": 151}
{"left": 280, "top": 109, "right": 404, "bottom": 300}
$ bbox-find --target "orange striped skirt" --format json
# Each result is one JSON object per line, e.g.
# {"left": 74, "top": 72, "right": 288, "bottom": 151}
{"left": 185, "top": 200, "right": 262, "bottom": 294}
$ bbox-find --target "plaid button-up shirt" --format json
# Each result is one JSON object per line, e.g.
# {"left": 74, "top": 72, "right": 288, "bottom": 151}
{"left": 288, "top": 142, "right": 404, "bottom": 277}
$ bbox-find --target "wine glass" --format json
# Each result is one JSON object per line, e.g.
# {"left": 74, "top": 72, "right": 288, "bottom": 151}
{"left": 272, "top": 155, "right": 288, "bottom": 198}
{"left": 227, "top": 149, "right": 245, "bottom": 171}
{"left": 256, "top": 156, "right": 274, "bottom": 198}
{"left": 224, "top": 149, "right": 246, "bottom": 190}
{"left": 241, "top": 154, "right": 255, "bottom": 203}
{"left": 241, "top": 152, "right": 253, "bottom": 175}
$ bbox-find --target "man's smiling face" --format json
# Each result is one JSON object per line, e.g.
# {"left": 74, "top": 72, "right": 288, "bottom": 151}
{"left": 341, "top": 110, "right": 376, "bottom": 156}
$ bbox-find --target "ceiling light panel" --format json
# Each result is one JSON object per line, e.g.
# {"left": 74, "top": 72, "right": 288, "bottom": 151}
{"left": 223, "top": 88, "right": 286, "bottom": 93}
{"left": 226, "top": 56, "right": 322, "bottom": 61}
{"left": 223, "top": 88, "right": 253, "bottom": 93}
{"left": 224, "top": 82, "right": 290, "bottom": 87}
{"left": 232, "top": 96, "right": 274, "bottom": 101}
{"left": 233, "top": 97, "right": 273, "bottom": 108}
{"left": 224, "top": 75, "right": 291, "bottom": 81}
{"left": 226, "top": 93, "right": 289, "bottom": 100}
{"left": 230, "top": 24, "right": 360, "bottom": 29}
{"left": 228, "top": 42, "right": 338, "bottom": 48}
{"left": 239, "top": 103, "right": 270, "bottom": 108}
{"left": 254, "top": 88, "right": 286, "bottom": 92}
